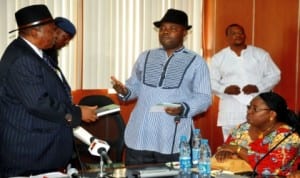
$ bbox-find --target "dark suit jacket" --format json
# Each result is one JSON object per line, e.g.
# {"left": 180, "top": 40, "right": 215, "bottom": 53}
{"left": 0, "top": 37, "right": 81, "bottom": 177}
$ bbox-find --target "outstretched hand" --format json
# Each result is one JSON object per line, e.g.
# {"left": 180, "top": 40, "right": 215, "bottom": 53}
{"left": 110, "top": 76, "right": 128, "bottom": 96}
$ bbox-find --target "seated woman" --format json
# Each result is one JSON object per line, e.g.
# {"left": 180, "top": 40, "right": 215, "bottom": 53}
{"left": 214, "top": 91, "right": 300, "bottom": 176}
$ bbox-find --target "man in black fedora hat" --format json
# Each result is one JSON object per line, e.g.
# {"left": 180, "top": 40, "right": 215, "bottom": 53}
{"left": 111, "top": 8, "right": 212, "bottom": 165}
{"left": 0, "top": 4, "right": 97, "bottom": 177}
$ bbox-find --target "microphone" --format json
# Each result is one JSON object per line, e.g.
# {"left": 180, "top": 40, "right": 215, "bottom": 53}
{"left": 88, "top": 138, "right": 112, "bottom": 164}
{"left": 251, "top": 130, "right": 294, "bottom": 177}
{"left": 73, "top": 126, "right": 112, "bottom": 164}
{"left": 73, "top": 127, "right": 109, "bottom": 149}
{"left": 170, "top": 115, "right": 182, "bottom": 170}
{"left": 97, "top": 147, "right": 113, "bottom": 165}
{"left": 174, "top": 115, "right": 181, "bottom": 123}
{"left": 73, "top": 126, "right": 94, "bottom": 145}
{"left": 67, "top": 167, "right": 79, "bottom": 178}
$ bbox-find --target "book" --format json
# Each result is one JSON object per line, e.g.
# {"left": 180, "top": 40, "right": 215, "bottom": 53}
{"left": 96, "top": 104, "right": 120, "bottom": 117}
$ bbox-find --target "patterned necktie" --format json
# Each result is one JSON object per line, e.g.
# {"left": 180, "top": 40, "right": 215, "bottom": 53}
{"left": 43, "top": 53, "right": 72, "bottom": 103}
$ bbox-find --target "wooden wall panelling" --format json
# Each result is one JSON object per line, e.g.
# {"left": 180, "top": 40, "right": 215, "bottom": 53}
{"left": 203, "top": 0, "right": 255, "bottom": 154}
{"left": 214, "top": 0, "right": 254, "bottom": 51}
{"left": 298, "top": 2, "right": 300, "bottom": 113}
{"left": 254, "top": 0, "right": 299, "bottom": 110}
{"left": 203, "top": 0, "right": 300, "bottom": 153}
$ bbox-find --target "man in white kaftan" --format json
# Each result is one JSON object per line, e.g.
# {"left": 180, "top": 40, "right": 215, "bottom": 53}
{"left": 209, "top": 24, "right": 281, "bottom": 141}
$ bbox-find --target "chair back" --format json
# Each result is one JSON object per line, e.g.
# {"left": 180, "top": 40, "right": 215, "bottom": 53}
{"left": 76, "top": 95, "right": 125, "bottom": 166}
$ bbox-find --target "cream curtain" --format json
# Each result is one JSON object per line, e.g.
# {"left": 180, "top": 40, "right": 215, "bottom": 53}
{"left": 0, "top": 0, "right": 203, "bottom": 90}
{"left": 0, "top": 0, "right": 79, "bottom": 88}
{"left": 82, "top": 0, "right": 203, "bottom": 89}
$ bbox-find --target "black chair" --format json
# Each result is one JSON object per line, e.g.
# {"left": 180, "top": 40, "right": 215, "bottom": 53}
{"left": 74, "top": 95, "right": 125, "bottom": 169}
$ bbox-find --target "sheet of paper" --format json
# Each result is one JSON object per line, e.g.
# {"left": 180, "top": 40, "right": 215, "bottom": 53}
{"left": 28, "top": 171, "right": 69, "bottom": 178}
{"left": 150, "top": 103, "right": 181, "bottom": 112}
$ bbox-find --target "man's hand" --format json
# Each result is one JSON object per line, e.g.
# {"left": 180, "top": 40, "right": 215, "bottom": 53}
{"left": 242, "top": 84, "right": 258, "bottom": 94}
{"left": 165, "top": 105, "right": 183, "bottom": 116}
{"left": 110, "top": 76, "right": 128, "bottom": 96}
{"left": 224, "top": 85, "right": 241, "bottom": 95}
{"left": 80, "top": 105, "right": 98, "bottom": 123}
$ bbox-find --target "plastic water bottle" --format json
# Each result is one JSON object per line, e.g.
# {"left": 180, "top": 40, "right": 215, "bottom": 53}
{"left": 192, "top": 129, "right": 202, "bottom": 168}
{"left": 198, "top": 139, "right": 211, "bottom": 177}
{"left": 179, "top": 135, "right": 191, "bottom": 174}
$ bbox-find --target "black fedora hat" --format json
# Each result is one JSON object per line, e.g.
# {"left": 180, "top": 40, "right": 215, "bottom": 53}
{"left": 153, "top": 9, "right": 192, "bottom": 30}
{"left": 9, "top": 4, "right": 53, "bottom": 33}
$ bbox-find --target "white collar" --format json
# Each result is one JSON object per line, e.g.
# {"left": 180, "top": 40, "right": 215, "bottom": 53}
{"left": 20, "top": 37, "right": 43, "bottom": 58}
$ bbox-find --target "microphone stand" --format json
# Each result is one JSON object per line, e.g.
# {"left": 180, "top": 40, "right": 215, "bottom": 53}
{"left": 170, "top": 116, "right": 181, "bottom": 169}
{"left": 97, "top": 155, "right": 107, "bottom": 178}
{"left": 97, "top": 149, "right": 113, "bottom": 178}
{"left": 251, "top": 130, "right": 294, "bottom": 177}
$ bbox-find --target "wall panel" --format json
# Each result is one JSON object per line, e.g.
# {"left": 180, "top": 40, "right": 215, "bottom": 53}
{"left": 255, "top": 0, "right": 299, "bottom": 109}
{"left": 203, "top": 0, "right": 300, "bottom": 154}
{"left": 214, "top": 0, "right": 254, "bottom": 51}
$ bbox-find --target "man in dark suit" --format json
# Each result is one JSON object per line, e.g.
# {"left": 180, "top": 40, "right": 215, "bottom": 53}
{"left": 0, "top": 4, "right": 97, "bottom": 177}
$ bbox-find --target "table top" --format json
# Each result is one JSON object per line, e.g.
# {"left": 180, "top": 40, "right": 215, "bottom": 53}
{"left": 80, "top": 163, "right": 197, "bottom": 177}
{"left": 78, "top": 164, "right": 252, "bottom": 178}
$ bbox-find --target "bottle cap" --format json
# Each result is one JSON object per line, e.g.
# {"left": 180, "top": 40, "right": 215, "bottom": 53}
{"left": 193, "top": 129, "right": 200, "bottom": 135}
{"left": 180, "top": 135, "right": 187, "bottom": 141}
{"left": 201, "top": 139, "right": 208, "bottom": 144}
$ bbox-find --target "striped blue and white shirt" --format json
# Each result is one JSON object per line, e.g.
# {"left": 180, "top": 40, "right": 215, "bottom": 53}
{"left": 122, "top": 47, "right": 212, "bottom": 154}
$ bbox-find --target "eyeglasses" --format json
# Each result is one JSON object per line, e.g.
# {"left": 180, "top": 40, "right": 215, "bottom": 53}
{"left": 247, "top": 105, "right": 271, "bottom": 112}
